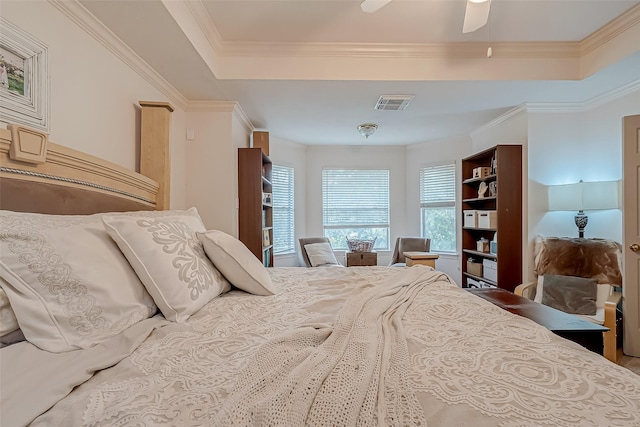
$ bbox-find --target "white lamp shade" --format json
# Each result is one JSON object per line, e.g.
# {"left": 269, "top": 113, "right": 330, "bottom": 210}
{"left": 547, "top": 180, "right": 620, "bottom": 211}
{"left": 582, "top": 181, "right": 619, "bottom": 210}
{"left": 548, "top": 182, "right": 583, "bottom": 211}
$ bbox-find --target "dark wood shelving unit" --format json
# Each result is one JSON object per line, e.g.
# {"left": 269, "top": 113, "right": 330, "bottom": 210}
{"left": 461, "top": 145, "right": 522, "bottom": 292}
{"left": 238, "top": 147, "right": 274, "bottom": 267}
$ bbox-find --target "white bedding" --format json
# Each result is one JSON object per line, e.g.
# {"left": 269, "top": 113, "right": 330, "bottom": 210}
{"left": 2, "top": 266, "right": 640, "bottom": 426}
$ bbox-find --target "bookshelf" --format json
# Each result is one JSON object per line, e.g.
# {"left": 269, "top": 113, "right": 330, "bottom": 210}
{"left": 238, "top": 147, "right": 273, "bottom": 267}
{"left": 461, "top": 145, "right": 522, "bottom": 291}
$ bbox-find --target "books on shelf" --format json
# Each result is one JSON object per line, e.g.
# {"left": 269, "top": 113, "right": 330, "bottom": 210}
{"left": 263, "top": 248, "right": 271, "bottom": 267}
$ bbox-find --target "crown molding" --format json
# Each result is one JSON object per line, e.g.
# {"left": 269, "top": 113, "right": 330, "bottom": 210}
{"left": 580, "top": 4, "right": 640, "bottom": 55}
{"left": 206, "top": 4, "right": 640, "bottom": 61}
{"left": 525, "top": 78, "right": 640, "bottom": 113}
{"left": 467, "top": 77, "right": 640, "bottom": 138}
{"left": 184, "top": 0, "right": 225, "bottom": 54}
{"left": 219, "top": 40, "right": 579, "bottom": 59}
{"left": 48, "top": 0, "right": 189, "bottom": 110}
{"left": 233, "top": 103, "right": 254, "bottom": 134}
{"left": 186, "top": 101, "right": 238, "bottom": 113}
{"left": 470, "top": 105, "right": 528, "bottom": 138}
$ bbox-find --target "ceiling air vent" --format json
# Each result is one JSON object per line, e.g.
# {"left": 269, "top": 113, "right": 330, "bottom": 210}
{"left": 374, "top": 95, "right": 415, "bottom": 111}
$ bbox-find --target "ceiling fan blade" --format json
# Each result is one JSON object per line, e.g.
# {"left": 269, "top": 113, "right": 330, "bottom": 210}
{"left": 360, "top": 0, "right": 393, "bottom": 13}
{"left": 462, "top": 0, "right": 491, "bottom": 33}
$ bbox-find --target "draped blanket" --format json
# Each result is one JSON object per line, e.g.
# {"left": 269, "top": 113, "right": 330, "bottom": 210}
{"left": 214, "top": 267, "right": 450, "bottom": 426}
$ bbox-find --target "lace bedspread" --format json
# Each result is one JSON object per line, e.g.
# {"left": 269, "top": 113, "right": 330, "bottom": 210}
{"left": 20, "top": 266, "right": 640, "bottom": 426}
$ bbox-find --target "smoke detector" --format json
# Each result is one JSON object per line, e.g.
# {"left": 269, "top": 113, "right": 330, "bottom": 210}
{"left": 374, "top": 95, "right": 415, "bottom": 111}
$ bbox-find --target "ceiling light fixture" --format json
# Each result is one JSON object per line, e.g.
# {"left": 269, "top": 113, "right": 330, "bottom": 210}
{"left": 357, "top": 123, "right": 378, "bottom": 139}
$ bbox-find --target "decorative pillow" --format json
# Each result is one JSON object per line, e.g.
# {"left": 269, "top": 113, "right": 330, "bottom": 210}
{"left": 197, "top": 230, "right": 275, "bottom": 296}
{"left": 102, "top": 208, "right": 230, "bottom": 322}
{"left": 538, "top": 274, "right": 597, "bottom": 315}
{"left": 0, "top": 282, "right": 19, "bottom": 336}
{"left": 533, "top": 235, "right": 622, "bottom": 285}
{"left": 304, "top": 242, "right": 339, "bottom": 267}
{"left": 0, "top": 210, "right": 157, "bottom": 353}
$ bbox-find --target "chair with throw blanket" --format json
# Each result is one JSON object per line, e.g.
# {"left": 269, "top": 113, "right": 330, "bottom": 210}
{"left": 299, "top": 237, "right": 343, "bottom": 267}
{"left": 388, "top": 237, "right": 431, "bottom": 267}
{"left": 515, "top": 235, "right": 623, "bottom": 363}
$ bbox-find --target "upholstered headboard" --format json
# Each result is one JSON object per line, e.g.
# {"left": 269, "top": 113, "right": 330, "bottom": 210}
{"left": 0, "top": 124, "right": 158, "bottom": 214}
{"left": 0, "top": 102, "right": 172, "bottom": 215}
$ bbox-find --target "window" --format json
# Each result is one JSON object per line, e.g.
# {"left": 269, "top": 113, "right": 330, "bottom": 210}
{"left": 420, "top": 162, "right": 456, "bottom": 253}
{"left": 322, "top": 169, "right": 389, "bottom": 250}
{"left": 272, "top": 165, "right": 295, "bottom": 254}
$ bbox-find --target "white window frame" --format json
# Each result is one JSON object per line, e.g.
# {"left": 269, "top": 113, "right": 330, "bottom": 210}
{"left": 322, "top": 168, "right": 390, "bottom": 251}
{"left": 272, "top": 164, "right": 295, "bottom": 255}
{"left": 420, "top": 161, "right": 457, "bottom": 254}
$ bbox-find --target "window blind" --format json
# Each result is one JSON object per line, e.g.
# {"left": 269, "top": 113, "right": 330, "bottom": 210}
{"left": 322, "top": 168, "right": 390, "bottom": 250}
{"left": 322, "top": 169, "right": 390, "bottom": 229}
{"left": 420, "top": 163, "right": 456, "bottom": 208}
{"left": 272, "top": 165, "right": 295, "bottom": 254}
{"left": 420, "top": 162, "right": 456, "bottom": 253}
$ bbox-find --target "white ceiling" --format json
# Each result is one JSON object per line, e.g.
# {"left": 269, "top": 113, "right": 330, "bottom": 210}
{"left": 78, "top": 0, "right": 640, "bottom": 146}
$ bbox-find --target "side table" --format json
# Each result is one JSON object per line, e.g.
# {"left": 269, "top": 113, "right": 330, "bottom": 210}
{"left": 346, "top": 251, "right": 377, "bottom": 267}
{"left": 468, "top": 287, "right": 608, "bottom": 355}
{"left": 403, "top": 251, "right": 439, "bottom": 268}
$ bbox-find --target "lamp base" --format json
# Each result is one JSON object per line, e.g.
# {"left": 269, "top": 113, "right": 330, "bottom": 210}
{"left": 575, "top": 210, "right": 588, "bottom": 238}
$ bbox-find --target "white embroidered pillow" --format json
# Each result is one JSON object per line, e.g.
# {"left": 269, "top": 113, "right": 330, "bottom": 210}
{"left": 197, "top": 230, "right": 275, "bottom": 296}
{"left": 0, "top": 211, "right": 157, "bottom": 353}
{"left": 102, "top": 208, "right": 230, "bottom": 322}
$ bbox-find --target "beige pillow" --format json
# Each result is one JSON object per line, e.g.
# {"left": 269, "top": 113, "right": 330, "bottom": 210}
{"left": 197, "top": 230, "right": 275, "bottom": 296}
{"left": 0, "top": 210, "right": 157, "bottom": 352}
{"left": 304, "top": 242, "right": 339, "bottom": 267}
{"left": 538, "top": 274, "right": 597, "bottom": 315}
{"left": 103, "top": 208, "right": 230, "bottom": 322}
{"left": 536, "top": 275, "right": 612, "bottom": 309}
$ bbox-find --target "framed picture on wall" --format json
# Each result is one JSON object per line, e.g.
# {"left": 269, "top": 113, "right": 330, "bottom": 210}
{"left": 0, "top": 18, "right": 49, "bottom": 131}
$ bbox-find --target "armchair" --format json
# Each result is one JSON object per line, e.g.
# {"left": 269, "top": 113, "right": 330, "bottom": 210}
{"left": 515, "top": 235, "right": 623, "bottom": 363}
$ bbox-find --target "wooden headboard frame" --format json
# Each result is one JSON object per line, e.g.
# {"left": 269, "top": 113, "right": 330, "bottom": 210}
{"left": 0, "top": 101, "right": 173, "bottom": 215}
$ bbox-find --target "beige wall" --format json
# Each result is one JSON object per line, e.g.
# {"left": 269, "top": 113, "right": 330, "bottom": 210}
{"left": 186, "top": 109, "right": 236, "bottom": 233}
{"left": 1, "top": 1, "right": 188, "bottom": 208}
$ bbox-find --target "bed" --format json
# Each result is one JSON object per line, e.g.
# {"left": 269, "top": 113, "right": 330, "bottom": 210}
{"left": 1, "top": 119, "right": 640, "bottom": 427}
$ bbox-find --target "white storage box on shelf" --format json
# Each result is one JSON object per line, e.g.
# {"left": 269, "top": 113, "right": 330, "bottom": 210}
{"left": 467, "top": 277, "right": 496, "bottom": 288}
{"left": 482, "top": 259, "right": 497, "bottom": 282}
{"left": 463, "top": 210, "right": 478, "bottom": 228}
{"left": 477, "top": 210, "right": 497, "bottom": 229}
{"left": 472, "top": 167, "right": 491, "bottom": 178}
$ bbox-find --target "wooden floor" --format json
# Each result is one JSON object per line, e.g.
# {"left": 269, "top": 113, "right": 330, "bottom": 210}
{"left": 620, "top": 355, "right": 640, "bottom": 375}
